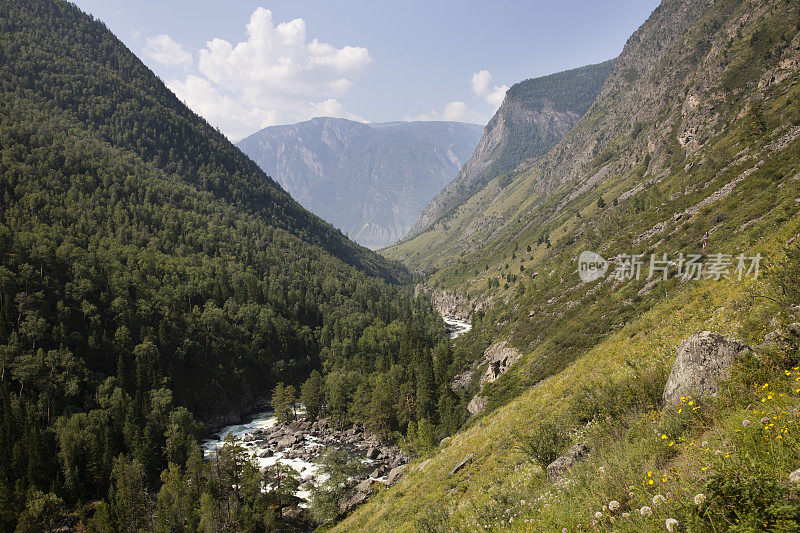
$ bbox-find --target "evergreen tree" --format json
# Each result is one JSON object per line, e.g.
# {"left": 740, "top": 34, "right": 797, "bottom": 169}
{"left": 300, "top": 370, "right": 324, "bottom": 421}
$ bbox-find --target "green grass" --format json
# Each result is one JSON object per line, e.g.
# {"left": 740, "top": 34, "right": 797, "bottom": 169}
{"left": 335, "top": 213, "right": 800, "bottom": 531}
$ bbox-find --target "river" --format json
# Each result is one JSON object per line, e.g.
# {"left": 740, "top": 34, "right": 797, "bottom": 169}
{"left": 201, "top": 314, "right": 469, "bottom": 501}
{"left": 442, "top": 315, "right": 472, "bottom": 338}
{"left": 200, "top": 412, "right": 322, "bottom": 501}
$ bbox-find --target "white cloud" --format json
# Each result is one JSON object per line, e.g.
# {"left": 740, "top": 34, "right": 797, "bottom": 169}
{"left": 405, "top": 101, "right": 482, "bottom": 124}
{"left": 471, "top": 70, "right": 492, "bottom": 95}
{"left": 471, "top": 69, "right": 508, "bottom": 110}
{"left": 442, "top": 101, "right": 471, "bottom": 121}
{"left": 156, "top": 7, "right": 371, "bottom": 140}
{"left": 144, "top": 34, "right": 191, "bottom": 67}
{"left": 485, "top": 85, "right": 508, "bottom": 108}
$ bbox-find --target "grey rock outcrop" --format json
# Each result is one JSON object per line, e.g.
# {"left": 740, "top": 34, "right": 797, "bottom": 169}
{"left": 662, "top": 331, "right": 749, "bottom": 404}
{"left": 480, "top": 341, "right": 522, "bottom": 386}
{"left": 431, "top": 290, "right": 473, "bottom": 321}
{"left": 463, "top": 341, "right": 523, "bottom": 415}
{"left": 546, "top": 442, "right": 589, "bottom": 482}
{"left": 408, "top": 61, "right": 613, "bottom": 238}
{"left": 467, "top": 395, "right": 488, "bottom": 415}
{"left": 338, "top": 478, "right": 373, "bottom": 515}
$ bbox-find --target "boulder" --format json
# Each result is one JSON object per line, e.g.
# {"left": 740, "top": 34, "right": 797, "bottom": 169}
{"left": 467, "top": 394, "right": 488, "bottom": 415}
{"left": 384, "top": 464, "right": 407, "bottom": 486}
{"left": 546, "top": 442, "right": 589, "bottom": 482}
{"left": 366, "top": 447, "right": 380, "bottom": 460}
{"left": 276, "top": 435, "right": 298, "bottom": 449}
{"left": 663, "top": 331, "right": 750, "bottom": 404}
{"left": 450, "top": 369, "right": 474, "bottom": 392}
{"left": 789, "top": 468, "right": 800, "bottom": 484}
{"left": 338, "top": 479, "right": 372, "bottom": 515}
{"left": 449, "top": 454, "right": 473, "bottom": 476}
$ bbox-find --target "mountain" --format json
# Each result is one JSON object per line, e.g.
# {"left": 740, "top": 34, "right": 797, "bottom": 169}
{"left": 236, "top": 118, "right": 483, "bottom": 249}
{"left": 402, "top": 61, "right": 614, "bottom": 243}
{"left": 385, "top": 61, "right": 613, "bottom": 270}
{"left": 0, "top": 0, "right": 458, "bottom": 528}
{"left": 341, "top": 0, "right": 800, "bottom": 529}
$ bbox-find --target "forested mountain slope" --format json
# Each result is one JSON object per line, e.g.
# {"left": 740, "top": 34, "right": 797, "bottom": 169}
{"left": 0, "top": 0, "right": 463, "bottom": 529}
{"left": 340, "top": 0, "right": 800, "bottom": 529}
{"left": 393, "top": 61, "right": 613, "bottom": 261}
{"left": 237, "top": 118, "right": 482, "bottom": 249}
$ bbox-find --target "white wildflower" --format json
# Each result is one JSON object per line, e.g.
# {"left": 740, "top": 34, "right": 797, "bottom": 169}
{"left": 666, "top": 518, "right": 679, "bottom": 532}
{"left": 640, "top": 506, "right": 653, "bottom": 516}
{"left": 694, "top": 493, "right": 706, "bottom": 505}
{"left": 653, "top": 494, "right": 666, "bottom": 506}
{"left": 609, "top": 500, "right": 620, "bottom": 511}
{"left": 742, "top": 419, "right": 751, "bottom": 427}
{"left": 595, "top": 511, "right": 603, "bottom": 519}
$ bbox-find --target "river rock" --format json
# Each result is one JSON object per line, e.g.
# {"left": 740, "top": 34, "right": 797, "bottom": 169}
{"left": 546, "top": 442, "right": 589, "bottom": 482}
{"left": 663, "top": 331, "right": 750, "bottom": 404}
{"left": 276, "top": 435, "right": 298, "bottom": 449}
{"left": 364, "top": 446, "right": 379, "bottom": 460}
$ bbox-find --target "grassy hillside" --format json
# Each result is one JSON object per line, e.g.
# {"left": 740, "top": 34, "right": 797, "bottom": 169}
{"left": 344, "top": 0, "right": 800, "bottom": 529}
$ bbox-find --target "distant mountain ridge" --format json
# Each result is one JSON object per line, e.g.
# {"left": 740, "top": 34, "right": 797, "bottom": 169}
{"left": 236, "top": 118, "right": 483, "bottom": 249}
{"left": 405, "top": 60, "right": 614, "bottom": 238}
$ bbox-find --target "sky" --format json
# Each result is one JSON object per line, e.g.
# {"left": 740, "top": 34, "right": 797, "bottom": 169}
{"left": 74, "top": 0, "right": 661, "bottom": 141}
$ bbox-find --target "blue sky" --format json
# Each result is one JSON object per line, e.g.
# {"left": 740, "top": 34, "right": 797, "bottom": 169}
{"left": 74, "top": 0, "right": 660, "bottom": 140}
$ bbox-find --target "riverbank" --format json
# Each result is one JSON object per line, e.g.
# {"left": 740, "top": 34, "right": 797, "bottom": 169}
{"left": 201, "top": 413, "right": 409, "bottom": 504}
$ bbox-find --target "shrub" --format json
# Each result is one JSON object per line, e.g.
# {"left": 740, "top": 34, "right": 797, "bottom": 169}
{"left": 570, "top": 365, "right": 667, "bottom": 423}
{"left": 695, "top": 459, "right": 800, "bottom": 531}
{"left": 512, "top": 416, "right": 570, "bottom": 467}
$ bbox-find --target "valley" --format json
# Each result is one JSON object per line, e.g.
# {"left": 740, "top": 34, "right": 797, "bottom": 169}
{"left": 2, "top": 0, "right": 800, "bottom": 531}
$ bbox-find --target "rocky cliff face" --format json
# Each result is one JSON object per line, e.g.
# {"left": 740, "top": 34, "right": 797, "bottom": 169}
{"left": 529, "top": 0, "right": 716, "bottom": 199}
{"left": 407, "top": 61, "right": 613, "bottom": 237}
{"left": 236, "top": 118, "right": 482, "bottom": 249}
